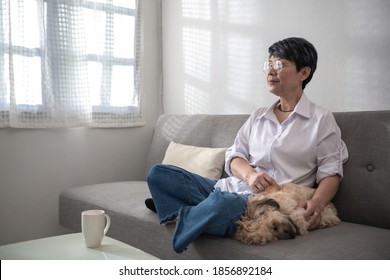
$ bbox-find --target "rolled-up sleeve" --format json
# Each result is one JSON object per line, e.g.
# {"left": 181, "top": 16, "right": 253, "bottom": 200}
{"left": 316, "top": 111, "right": 349, "bottom": 183}
{"left": 224, "top": 112, "right": 257, "bottom": 176}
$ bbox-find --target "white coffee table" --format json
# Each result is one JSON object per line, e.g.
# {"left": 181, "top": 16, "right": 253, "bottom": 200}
{"left": 0, "top": 233, "right": 159, "bottom": 260}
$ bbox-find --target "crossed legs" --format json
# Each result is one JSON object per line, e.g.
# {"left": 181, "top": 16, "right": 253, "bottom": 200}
{"left": 147, "top": 164, "right": 248, "bottom": 253}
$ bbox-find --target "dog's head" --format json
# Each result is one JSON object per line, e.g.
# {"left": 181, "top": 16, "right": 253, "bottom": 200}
{"left": 235, "top": 197, "right": 297, "bottom": 245}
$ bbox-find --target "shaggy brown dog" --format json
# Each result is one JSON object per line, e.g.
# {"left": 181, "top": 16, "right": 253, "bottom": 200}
{"left": 235, "top": 183, "right": 340, "bottom": 245}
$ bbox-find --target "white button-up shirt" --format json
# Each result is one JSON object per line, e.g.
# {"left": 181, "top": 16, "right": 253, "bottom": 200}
{"left": 214, "top": 94, "right": 349, "bottom": 194}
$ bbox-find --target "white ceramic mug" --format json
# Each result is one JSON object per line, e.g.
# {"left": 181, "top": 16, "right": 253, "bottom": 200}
{"left": 81, "top": 210, "right": 111, "bottom": 248}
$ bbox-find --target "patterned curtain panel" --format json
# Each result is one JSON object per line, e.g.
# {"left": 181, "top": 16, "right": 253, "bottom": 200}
{"left": 0, "top": 0, "right": 144, "bottom": 128}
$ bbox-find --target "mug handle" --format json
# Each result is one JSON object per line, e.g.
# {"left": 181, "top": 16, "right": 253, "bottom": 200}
{"left": 103, "top": 214, "right": 111, "bottom": 236}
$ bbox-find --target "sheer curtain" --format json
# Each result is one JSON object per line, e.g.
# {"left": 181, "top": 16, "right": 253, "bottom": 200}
{"left": 0, "top": 0, "right": 144, "bottom": 128}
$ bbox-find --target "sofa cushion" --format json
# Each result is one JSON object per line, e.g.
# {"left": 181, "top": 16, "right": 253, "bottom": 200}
{"left": 162, "top": 142, "right": 226, "bottom": 180}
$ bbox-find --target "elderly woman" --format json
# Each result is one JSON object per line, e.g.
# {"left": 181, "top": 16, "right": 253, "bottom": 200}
{"left": 146, "top": 37, "right": 348, "bottom": 253}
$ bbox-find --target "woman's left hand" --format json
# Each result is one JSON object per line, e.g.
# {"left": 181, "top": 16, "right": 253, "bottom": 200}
{"left": 300, "top": 176, "right": 341, "bottom": 230}
{"left": 300, "top": 199, "right": 322, "bottom": 230}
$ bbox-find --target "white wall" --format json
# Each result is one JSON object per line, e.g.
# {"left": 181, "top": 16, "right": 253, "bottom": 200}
{"left": 162, "top": 0, "right": 390, "bottom": 114}
{"left": 0, "top": 0, "right": 162, "bottom": 245}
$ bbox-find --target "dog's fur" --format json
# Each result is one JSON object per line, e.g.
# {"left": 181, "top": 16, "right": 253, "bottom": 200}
{"left": 235, "top": 183, "right": 340, "bottom": 245}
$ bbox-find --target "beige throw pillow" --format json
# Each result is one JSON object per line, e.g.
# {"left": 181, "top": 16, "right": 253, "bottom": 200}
{"left": 162, "top": 142, "right": 227, "bottom": 180}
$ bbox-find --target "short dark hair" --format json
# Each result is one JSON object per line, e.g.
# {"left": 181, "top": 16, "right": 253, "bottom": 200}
{"left": 268, "top": 37, "right": 318, "bottom": 90}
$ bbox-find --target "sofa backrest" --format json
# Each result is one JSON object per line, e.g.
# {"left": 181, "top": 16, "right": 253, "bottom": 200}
{"left": 146, "top": 114, "right": 249, "bottom": 171}
{"left": 332, "top": 111, "right": 390, "bottom": 230}
{"left": 146, "top": 111, "right": 390, "bottom": 230}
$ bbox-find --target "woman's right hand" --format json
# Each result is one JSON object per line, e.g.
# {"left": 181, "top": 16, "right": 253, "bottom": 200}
{"left": 230, "top": 157, "right": 278, "bottom": 193}
{"left": 245, "top": 172, "right": 278, "bottom": 193}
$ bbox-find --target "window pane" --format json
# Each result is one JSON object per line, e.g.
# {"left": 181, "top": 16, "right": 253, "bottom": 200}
{"left": 86, "top": 0, "right": 106, "bottom": 4}
{"left": 10, "top": 0, "right": 40, "bottom": 49}
{"left": 2, "top": 55, "right": 10, "bottom": 105}
{"left": 113, "top": 0, "right": 135, "bottom": 9}
{"left": 110, "top": 65, "right": 134, "bottom": 107}
{"left": 88, "top": 61, "right": 103, "bottom": 106}
{"left": 13, "top": 55, "right": 42, "bottom": 105}
{"left": 114, "top": 13, "right": 134, "bottom": 58}
{"left": 84, "top": 8, "right": 106, "bottom": 55}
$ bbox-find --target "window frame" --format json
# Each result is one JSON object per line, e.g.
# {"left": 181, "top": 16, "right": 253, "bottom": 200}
{"left": 0, "top": 0, "right": 139, "bottom": 119}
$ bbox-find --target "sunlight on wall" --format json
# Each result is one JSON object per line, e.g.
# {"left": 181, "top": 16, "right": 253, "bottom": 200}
{"left": 165, "top": 0, "right": 390, "bottom": 114}
{"left": 182, "top": 0, "right": 211, "bottom": 20}
{"left": 184, "top": 84, "right": 210, "bottom": 114}
{"left": 183, "top": 27, "right": 211, "bottom": 82}
{"left": 217, "top": 0, "right": 262, "bottom": 26}
{"left": 224, "top": 33, "right": 264, "bottom": 110}
{"left": 182, "top": 0, "right": 213, "bottom": 114}
{"left": 181, "top": 0, "right": 267, "bottom": 114}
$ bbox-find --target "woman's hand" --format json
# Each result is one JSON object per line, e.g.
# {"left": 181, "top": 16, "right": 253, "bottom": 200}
{"left": 230, "top": 157, "right": 278, "bottom": 193}
{"left": 245, "top": 172, "right": 278, "bottom": 193}
{"left": 300, "top": 198, "right": 323, "bottom": 230}
{"left": 300, "top": 175, "right": 340, "bottom": 230}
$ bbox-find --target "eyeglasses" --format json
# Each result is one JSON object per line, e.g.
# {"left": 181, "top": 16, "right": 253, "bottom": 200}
{"left": 263, "top": 60, "right": 283, "bottom": 73}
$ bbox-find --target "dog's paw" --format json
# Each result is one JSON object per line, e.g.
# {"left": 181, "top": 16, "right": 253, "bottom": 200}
{"left": 319, "top": 215, "right": 340, "bottom": 228}
{"left": 320, "top": 204, "right": 341, "bottom": 228}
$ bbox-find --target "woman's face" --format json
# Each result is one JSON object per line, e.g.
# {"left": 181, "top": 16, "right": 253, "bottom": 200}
{"left": 265, "top": 56, "right": 307, "bottom": 97}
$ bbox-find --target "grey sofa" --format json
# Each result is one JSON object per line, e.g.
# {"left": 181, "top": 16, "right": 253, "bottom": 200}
{"left": 59, "top": 111, "right": 390, "bottom": 259}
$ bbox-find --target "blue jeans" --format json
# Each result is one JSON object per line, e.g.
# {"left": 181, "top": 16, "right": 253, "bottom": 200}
{"left": 147, "top": 164, "right": 248, "bottom": 253}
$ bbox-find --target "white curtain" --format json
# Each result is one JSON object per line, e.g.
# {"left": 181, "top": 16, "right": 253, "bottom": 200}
{"left": 0, "top": 0, "right": 144, "bottom": 128}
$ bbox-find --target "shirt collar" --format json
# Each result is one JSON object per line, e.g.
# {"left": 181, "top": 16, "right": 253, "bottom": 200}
{"left": 294, "top": 93, "right": 311, "bottom": 119}
{"left": 260, "top": 93, "right": 312, "bottom": 121}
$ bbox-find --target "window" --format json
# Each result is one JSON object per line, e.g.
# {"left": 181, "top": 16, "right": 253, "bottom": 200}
{"left": 0, "top": 0, "right": 144, "bottom": 128}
